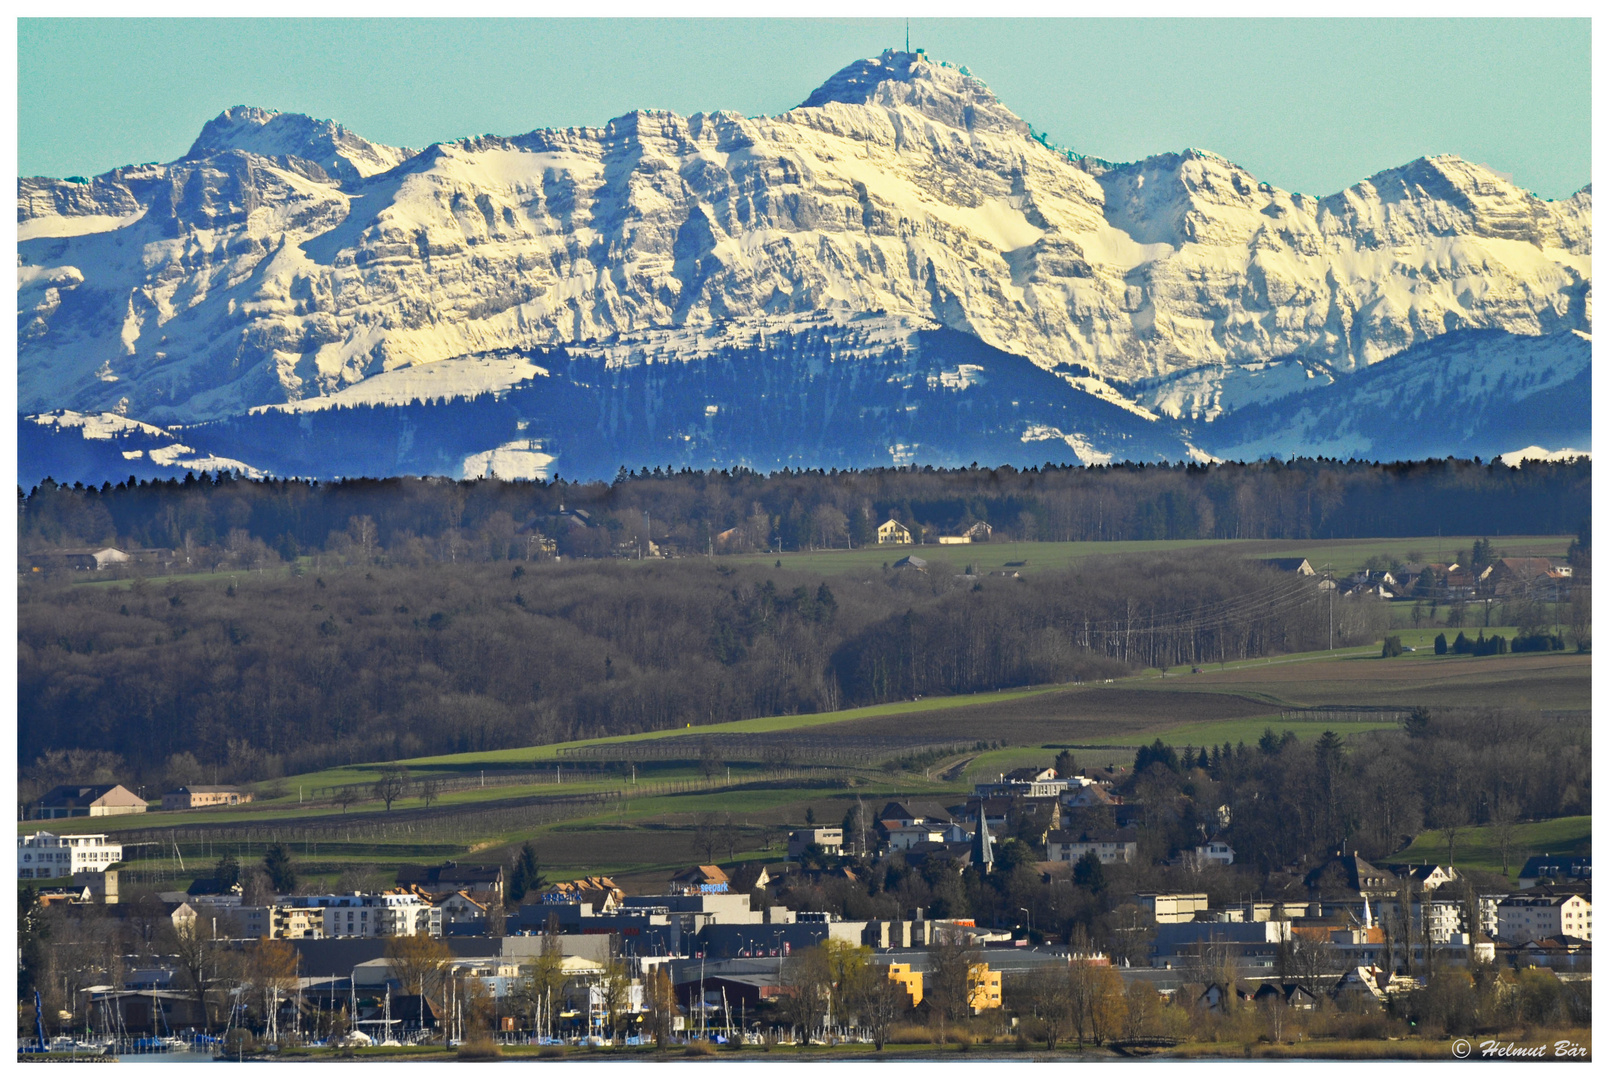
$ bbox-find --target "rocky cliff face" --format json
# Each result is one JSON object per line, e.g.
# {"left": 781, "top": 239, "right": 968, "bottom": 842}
{"left": 16, "top": 51, "right": 1592, "bottom": 476}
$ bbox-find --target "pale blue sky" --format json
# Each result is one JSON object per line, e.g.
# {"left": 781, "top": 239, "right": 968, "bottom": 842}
{"left": 18, "top": 18, "right": 1592, "bottom": 200}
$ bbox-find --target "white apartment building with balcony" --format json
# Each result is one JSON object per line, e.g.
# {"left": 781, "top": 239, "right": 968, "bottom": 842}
{"left": 17, "top": 831, "right": 122, "bottom": 880}
{"left": 283, "top": 892, "right": 443, "bottom": 938}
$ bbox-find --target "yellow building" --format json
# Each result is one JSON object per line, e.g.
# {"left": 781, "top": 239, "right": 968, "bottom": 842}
{"left": 877, "top": 518, "right": 913, "bottom": 545}
{"left": 966, "top": 962, "right": 1002, "bottom": 1013}
{"left": 877, "top": 961, "right": 923, "bottom": 1007}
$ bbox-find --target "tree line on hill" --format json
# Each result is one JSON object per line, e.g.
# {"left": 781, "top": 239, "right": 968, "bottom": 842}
{"left": 18, "top": 457, "right": 1589, "bottom": 565}
{"left": 17, "top": 551, "right": 1375, "bottom": 788}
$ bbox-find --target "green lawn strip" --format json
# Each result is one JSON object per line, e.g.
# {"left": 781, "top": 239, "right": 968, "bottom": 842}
{"left": 1379, "top": 625, "right": 1558, "bottom": 650}
{"left": 1145, "top": 717, "right": 1398, "bottom": 749}
{"left": 959, "top": 719, "right": 1404, "bottom": 784}
{"left": 17, "top": 776, "right": 651, "bottom": 836}
{"left": 1391, "top": 815, "right": 1590, "bottom": 881}
{"left": 255, "top": 686, "right": 1066, "bottom": 793}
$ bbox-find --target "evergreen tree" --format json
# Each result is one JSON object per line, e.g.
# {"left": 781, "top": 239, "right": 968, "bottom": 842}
{"left": 1071, "top": 850, "right": 1106, "bottom": 893}
{"left": 213, "top": 852, "right": 241, "bottom": 889}
{"left": 262, "top": 843, "right": 296, "bottom": 892}
{"left": 1434, "top": 632, "right": 1448, "bottom": 655}
{"left": 507, "top": 842, "right": 545, "bottom": 905}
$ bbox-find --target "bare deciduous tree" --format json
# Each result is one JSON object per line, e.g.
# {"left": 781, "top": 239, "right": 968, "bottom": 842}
{"left": 372, "top": 765, "right": 409, "bottom": 813}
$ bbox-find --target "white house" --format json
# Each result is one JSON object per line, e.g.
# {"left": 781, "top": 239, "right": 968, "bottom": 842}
{"left": 788, "top": 828, "right": 844, "bottom": 859}
{"left": 1497, "top": 894, "right": 1591, "bottom": 943}
{"left": 887, "top": 824, "right": 950, "bottom": 851}
{"left": 1045, "top": 829, "right": 1138, "bottom": 865}
{"left": 18, "top": 832, "right": 122, "bottom": 880}
{"left": 877, "top": 519, "right": 913, "bottom": 545}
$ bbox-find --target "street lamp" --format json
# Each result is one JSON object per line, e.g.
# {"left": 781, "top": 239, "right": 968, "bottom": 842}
{"left": 1018, "top": 907, "right": 1032, "bottom": 937}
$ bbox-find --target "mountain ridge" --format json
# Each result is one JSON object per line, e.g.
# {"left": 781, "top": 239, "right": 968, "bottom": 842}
{"left": 16, "top": 51, "right": 1591, "bottom": 482}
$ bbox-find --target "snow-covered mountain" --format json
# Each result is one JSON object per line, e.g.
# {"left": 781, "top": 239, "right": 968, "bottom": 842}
{"left": 1195, "top": 328, "right": 1592, "bottom": 463}
{"left": 17, "top": 50, "right": 1591, "bottom": 482}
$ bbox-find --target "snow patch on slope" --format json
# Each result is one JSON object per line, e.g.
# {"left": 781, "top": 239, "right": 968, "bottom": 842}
{"left": 27, "top": 410, "right": 264, "bottom": 477}
{"left": 18, "top": 209, "right": 146, "bottom": 241}
{"left": 1138, "top": 358, "right": 1333, "bottom": 421}
{"left": 1021, "top": 423, "right": 1113, "bottom": 465}
{"left": 461, "top": 441, "right": 556, "bottom": 481}
{"left": 1499, "top": 446, "right": 1591, "bottom": 466}
{"left": 256, "top": 353, "right": 551, "bottom": 413}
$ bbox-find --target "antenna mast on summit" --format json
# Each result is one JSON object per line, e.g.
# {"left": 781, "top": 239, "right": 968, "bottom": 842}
{"left": 906, "top": 19, "right": 909, "bottom": 53}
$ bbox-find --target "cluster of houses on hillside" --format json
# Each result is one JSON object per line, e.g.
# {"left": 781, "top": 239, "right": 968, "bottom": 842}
{"left": 803, "top": 765, "right": 1224, "bottom": 873}
{"left": 1336, "top": 557, "right": 1575, "bottom": 601}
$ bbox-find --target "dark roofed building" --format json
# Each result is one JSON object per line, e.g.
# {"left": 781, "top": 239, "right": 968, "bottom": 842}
{"left": 1518, "top": 855, "right": 1591, "bottom": 889}
{"left": 1304, "top": 852, "right": 1398, "bottom": 896}
{"left": 1259, "top": 558, "right": 1315, "bottom": 576}
{"left": 33, "top": 784, "right": 147, "bottom": 819}
{"left": 901, "top": 841, "right": 973, "bottom": 868}
{"left": 395, "top": 861, "right": 505, "bottom": 903}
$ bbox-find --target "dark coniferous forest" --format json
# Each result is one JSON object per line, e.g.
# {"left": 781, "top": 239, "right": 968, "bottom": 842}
{"left": 19, "top": 457, "right": 1590, "bottom": 558}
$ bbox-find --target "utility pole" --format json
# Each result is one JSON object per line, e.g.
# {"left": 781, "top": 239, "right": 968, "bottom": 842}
{"left": 1325, "top": 564, "right": 1334, "bottom": 651}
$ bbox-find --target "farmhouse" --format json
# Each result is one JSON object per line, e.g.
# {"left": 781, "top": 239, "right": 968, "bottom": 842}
{"left": 161, "top": 785, "right": 253, "bottom": 810}
{"left": 28, "top": 547, "right": 131, "bottom": 572}
{"left": 938, "top": 521, "right": 992, "bottom": 545}
{"left": 32, "top": 784, "right": 147, "bottom": 819}
{"left": 877, "top": 518, "right": 913, "bottom": 545}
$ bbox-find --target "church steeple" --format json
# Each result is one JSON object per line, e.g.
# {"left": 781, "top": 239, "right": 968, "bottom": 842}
{"left": 972, "top": 810, "right": 994, "bottom": 871}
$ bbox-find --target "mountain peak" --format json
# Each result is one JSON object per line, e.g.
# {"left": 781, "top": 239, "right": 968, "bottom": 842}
{"left": 187, "top": 106, "right": 416, "bottom": 183}
{"left": 796, "top": 51, "right": 1028, "bottom": 136}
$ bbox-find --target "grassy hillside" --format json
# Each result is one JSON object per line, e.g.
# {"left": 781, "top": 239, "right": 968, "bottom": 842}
{"left": 1391, "top": 815, "right": 1591, "bottom": 882}
{"left": 26, "top": 620, "right": 1585, "bottom": 891}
